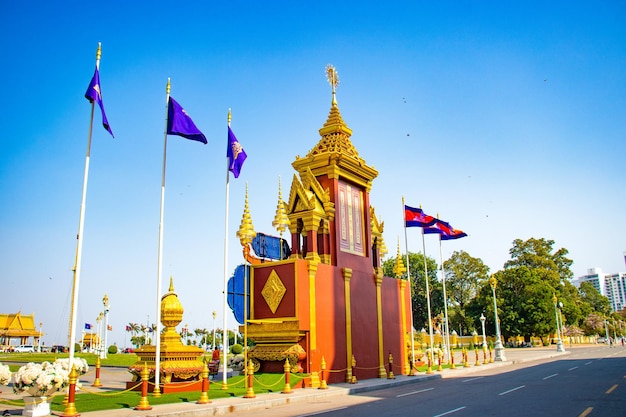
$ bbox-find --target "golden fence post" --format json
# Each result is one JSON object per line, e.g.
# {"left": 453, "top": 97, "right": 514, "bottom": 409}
{"left": 319, "top": 356, "right": 328, "bottom": 389}
{"left": 489, "top": 346, "right": 494, "bottom": 363}
{"left": 437, "top": 352, "right": 443, "bottom": 371}
{"left": 134, "top": 362, "right": 152, "bottom": 410}
{"left": 474, "top": 348, "right": 481, "bottom": 366}
{"left": 282, "top": 358, "right": 292, "bottom": 394}
{"left": 450, "top": 350, "right": 456, "bottom": 369}
{"left": 426, "top": 350, "right": 433, "bottom": 374}
{"left": 197, "top": 360, "right": 210, "bottom": 404}
{"left": 387, "top": 353, "right": 395, "bottom": 379}
{"left": 243, "top": 360, "right": 256, "bottom": 399}
{"left": 92, "top": 356, "right": 102, "bottom": 387}
{"left": 463, "top": 347, "right": 470, "bottom": 368}
{"left": 483, "top": 346, "right": 489, "bottom": 364}
{"left": 351, "top": 355, "right": 357, "bottom": 384}
{"left": 60, "top": 365, "right": 79, "bottom": 417}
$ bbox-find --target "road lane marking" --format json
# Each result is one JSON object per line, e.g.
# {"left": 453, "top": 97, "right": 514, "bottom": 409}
{"left": 606, "top": 384, "right": 618, "bottom": 394}
{"left": 433, "top": 406, "right": 466, "bottom": 417}
{"left": 397, "top": 387, "right": 434, "bottom": 397}
{"left": 568, "top": 366, "right": 579, "bottom": 371}
{"left": 499, "top": 385, "right": 525, "bottom": 396}
{"left": 584, "top": 361, "right": 592, "bottom": 365}
{"left": 578, "top": 407, "right": 593, "bottom": 417}
{"left": 462, "top": 376, "right": 484, "bottom": 383}
{"left": 542, "top": 373, "right": 558, "bottom": 380}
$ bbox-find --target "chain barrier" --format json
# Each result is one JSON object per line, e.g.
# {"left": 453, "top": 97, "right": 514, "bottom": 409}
{"left": 251, "top": 374, "right": 284, "bottom": 389}
{"left": 76, "top": 381, "right": 142, "bottom": 396}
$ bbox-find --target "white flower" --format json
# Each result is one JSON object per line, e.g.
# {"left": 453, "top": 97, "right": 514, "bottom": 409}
{"left": 13, "top": 362, "right": 69, "bottom": 396}
{"left": 0, "top": 363, "right": 11, "bottom": 386}
{"left": 54, "top": 357, "right": 89, "bottom": 375}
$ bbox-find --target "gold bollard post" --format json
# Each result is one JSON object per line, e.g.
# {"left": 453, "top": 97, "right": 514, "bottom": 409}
{"left": 134, "top": 363, "right": 153, "bottom": 410}
{"left": 92, "top": 356, "right": 102, "bottom": 387}
{"left": 351, "top": 355, "right": 357, "bottom": 384}
{"left": 489, "top": 346, "right": 494, "bottom": 363}
{"left": 463, "top": 347, "right": 470, "bottom": 368}
{"left": 60, "top": 366, "right": 79, "bottom": 417}
{"left": 387, "top": 353, "right": 395, "bottom": 379}
{"left": 243, "top": 360, "right": 256, "bottom": 398}
{"left": 450, "top": 350, "right": 456, "bottom": 369}
{"left": 282, "top": 358, "right": 293, "bottom": 394}
{"left": 483, "top": 346, "right": 489, "bottom": 364}
{"left": 474, "top": 348, "right": 481, "bottom": 366}
{"left": 319, "top": 356, "right": 328, "bottom": 389}
{"left": 436, "top": 353, "right": 443, "bottom": 371}
{"left": 197, "top": 360, "right": 211, "bottom": 404}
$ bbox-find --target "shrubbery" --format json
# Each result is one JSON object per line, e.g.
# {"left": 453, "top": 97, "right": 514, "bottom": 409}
{"left": 230, "top": 343, "right": 243, "bottom": 354}
{"left": 108, "top": 345, "right": 118, "bottom": 354}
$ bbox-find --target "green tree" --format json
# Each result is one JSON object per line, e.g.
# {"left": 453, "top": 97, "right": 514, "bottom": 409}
{"left": 383, "top": 252, "right": 441, "bottom": 332}
{"left": 505, "top": 238, "right": 573, "bottom": 287}
{"left": 443, "top": 250, "right": 489, "bottom": 336}
{"left": 579, "top": 281, "right": 611, "bottom": 316}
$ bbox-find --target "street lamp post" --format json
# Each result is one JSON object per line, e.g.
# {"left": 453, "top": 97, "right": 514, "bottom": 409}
{"left": 552, "top": 295, "right": 564, "bottom": 352}
{"left": 38, "top": 322, "right": 43, "bottom": 352}
{"left": 101, "top": 294, "right": 110, "bottom": 359}
{"left": 479, "top": 314, "right": 487, "bottom": 348}
{"left": 212, "top": 310, "right": 217, "bottom": 350}
{"left": 604, "top": 320, "right": 611, "bottom": 347}
{"left": 489, "top": 275, "right": 506, "bottom": 361}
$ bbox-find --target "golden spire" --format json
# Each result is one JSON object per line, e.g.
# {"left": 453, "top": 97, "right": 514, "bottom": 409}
{"left": 326, "top": 64, "right": 339, "bottom": 105}
{"left": 169, "top": 276, "right": 175, "bottom": 292}
{"left": 96, "top": 42, "right": 102, "bottom": 61}
{"left": 272, "top": 176, "right": 290, "bottom": 236}
{"left": 166, "top": 77, "right": 171, "bottom": 95}
{"left": 392, "top": 238, "right": 407, "bottom": 279}
{"left": 237, "top": 182, "right": 257, "bottom": 247}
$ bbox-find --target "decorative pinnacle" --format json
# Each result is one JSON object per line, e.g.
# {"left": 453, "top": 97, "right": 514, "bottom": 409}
{"left": 96, "top": 42, "right": 102, "bottom": 61}
{"left": 392, "top": 238, "right": 407, "bottom": 278}
{"left": 325, "top": 64, "right": 339, "bottom": 104}
{"left": 228, "top": 108, "right": 232, "bottom": 124}
{"left": 237, "top": 182, "right": 257, "bottom": 246}
{"left": 272, "top": 176, "right": 290, "bottom": 235}
{"left": 166, "top": 78, "right": 171, "bottom": 95}
{"left": 169, "top": 276, "right": 175, "bottom": 292}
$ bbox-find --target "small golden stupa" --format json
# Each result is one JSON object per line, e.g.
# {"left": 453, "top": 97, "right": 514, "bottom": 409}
{"left": 128, "top": 277, "right": 205, "bottom": 393}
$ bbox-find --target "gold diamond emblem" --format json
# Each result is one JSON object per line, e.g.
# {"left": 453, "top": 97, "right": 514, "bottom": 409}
{"left": 261, "top": 270, "right": 286, "bottom": 314}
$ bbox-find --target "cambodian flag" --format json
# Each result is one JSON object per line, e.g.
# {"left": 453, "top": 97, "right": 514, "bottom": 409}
{"left": 404, "top": 205, "right": 437, "bottom": 227}
{"left": 428, "top": 219, "right": 467, "bottom": 240}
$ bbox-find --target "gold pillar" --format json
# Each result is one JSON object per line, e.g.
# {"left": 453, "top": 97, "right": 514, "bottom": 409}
{"left": 375, "top": 267, "right": 386, "bottom": 378}
{"left": 308, "top": 261, "right": 320, "bottom": 387}
{"left": 399, "top": 279, "right": 409, "bottom": 375}
{"left": 303, "top": 217, "right": 322, "bottom": 263}
{"left": 343, "top": 268, "right": 353, "bottom": 383}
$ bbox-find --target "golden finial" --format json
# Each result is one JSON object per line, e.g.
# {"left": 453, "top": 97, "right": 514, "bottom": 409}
{"left": 237, "top": 182, "right": 257, "bottom": 247}
{"left": 228, "top": 108, "right": 232, "bottom": 125}
{"left": 392, "top": 238, "right": 407, "bottom": 278}
{"left": 166, "top": 77, "right": 171, "bottom": 95}
{"left": 96, "top": 42, "right": 102, "bottom": 61}
{"left": 272, "top": 176, "right": 290, "bottom": 235}
{"left": 325, "top": 64, "right": 339, "bottom": 105}
{"left": 169, "top": 276, "right": 175, "bottom": 292}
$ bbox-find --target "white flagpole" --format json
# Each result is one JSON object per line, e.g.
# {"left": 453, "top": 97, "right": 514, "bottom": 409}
{"left": 153, "top": 78, "right": 171, "bottom": 396}
{"left": 401, "top": 197, "right": 416, "bottom": 373}
{"left": 68, "top": 42, "right": 101, "bottom": 370}
{"left": 421, "top": 227, "right": 435, "bottom": 352}
{"left": 437, "top": 233, "right": 452, "bottom": 363}
{"left": 221, "top": 110, "right": 232, "bottom": 387}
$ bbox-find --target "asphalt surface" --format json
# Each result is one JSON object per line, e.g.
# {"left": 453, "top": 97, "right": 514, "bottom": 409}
{"left": 0, "top": 345, "right": 606, "bottom": 417}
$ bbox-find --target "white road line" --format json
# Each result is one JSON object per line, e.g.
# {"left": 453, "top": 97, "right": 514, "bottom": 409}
{"left": 568, "top": 366, "right": 579, "bottom": 371}
{"left": 433, "top": 406, "right": 466, "bottom": 417}
{"left": 584, "top": 361, "right": 592, "bottom": 365}
{"left": 462, "top": 376, "right": 484, "bottom": 383}
{"left": 499, "top": 385, "right": 526, "bottom": 396}
{"left": 543, "top": 373, "right": 558, "bottom": 380}
{"left": 397, "top": 387, "right": 434, "bottom": 397}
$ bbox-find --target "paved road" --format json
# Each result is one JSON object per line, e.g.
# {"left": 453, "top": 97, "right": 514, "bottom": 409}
{"left": 226, "top": 346, "right": 626, "bottom": 417}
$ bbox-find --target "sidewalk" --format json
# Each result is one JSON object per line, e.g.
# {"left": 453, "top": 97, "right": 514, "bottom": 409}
{"left": 2, "top": 347, "right": 571, "bottom": 417}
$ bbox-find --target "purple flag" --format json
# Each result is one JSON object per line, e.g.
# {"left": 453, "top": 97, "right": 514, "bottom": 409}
{"left": 227, "top": 126, "right": 247, "bottom": 178}
{"left": 85, "top": 67, "right": 114, "bottom": 137}
{"left": 166, "top": 97, "right": 207, "bottom": 144}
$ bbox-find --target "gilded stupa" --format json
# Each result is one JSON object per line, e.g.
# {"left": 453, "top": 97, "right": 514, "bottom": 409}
{"left": 128, "top": 277, "right": 204, "bottom": 392}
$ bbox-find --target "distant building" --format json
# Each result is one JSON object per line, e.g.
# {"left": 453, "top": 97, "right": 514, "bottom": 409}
{"left": 575, "top": 267, "right": 626, "bottom": 312}
{"left": 0, "top": 312, "right": 42, "bottom": 348}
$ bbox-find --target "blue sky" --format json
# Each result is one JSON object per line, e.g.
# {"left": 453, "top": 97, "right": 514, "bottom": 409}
{"left": 1, "top": 1, "right": 624, "bottom": 348}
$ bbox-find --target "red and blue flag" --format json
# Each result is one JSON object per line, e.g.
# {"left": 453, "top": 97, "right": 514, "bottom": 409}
{"left": 404, "top": 205, "right": 437, "bottom": 227}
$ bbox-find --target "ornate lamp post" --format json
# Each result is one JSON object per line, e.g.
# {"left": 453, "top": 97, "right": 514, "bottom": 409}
{"left": 38, "top": 322, "right": 43, "bottom": 352}
{"left": 489, "top": 275, "right": 506, "bottom": 361}
{"left": 552, "top": 294, "right": 564, "bottom": 352}
{"left": 101, "top": 294, "right": 110, "bottom": 359}
{"left": 479, "top": 314, "right": 487, "bottom": 348}
{"left": 212, "top": 310, "right": 217, "bottom": 349}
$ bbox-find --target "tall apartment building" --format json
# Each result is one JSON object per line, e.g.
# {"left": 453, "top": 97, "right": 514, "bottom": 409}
{"left": 575, "top": 266, "right": 626, "bottom": 312}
